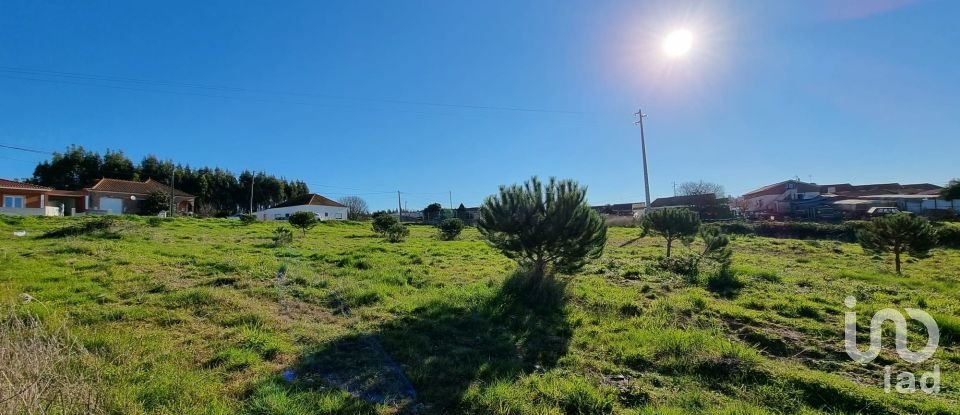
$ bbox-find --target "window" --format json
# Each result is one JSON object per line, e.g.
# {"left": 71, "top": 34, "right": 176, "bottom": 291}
{"left": 3, "top": 195, "right": 25, "bottom": 209}
{"left": 324, "top": 212, "right": 328, "bottom": 217}
{"left": 335, "top": 213, "right": 342, "bottom": 219}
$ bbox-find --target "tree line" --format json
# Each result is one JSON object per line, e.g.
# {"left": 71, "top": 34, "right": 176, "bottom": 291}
{"left": 27, "top": 145, "right": 310, "bottom": 216}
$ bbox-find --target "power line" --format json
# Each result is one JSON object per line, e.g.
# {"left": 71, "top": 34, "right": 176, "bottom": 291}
{"left": 0, "top": 65, "right": 593, "bottom": 115}
{"left": 0, "top": 143, "right": 54, "bottom": 155}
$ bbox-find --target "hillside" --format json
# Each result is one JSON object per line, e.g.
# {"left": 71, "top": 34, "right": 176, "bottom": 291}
{"left": 1, "top": 216, "right": 958, "bottom": 414}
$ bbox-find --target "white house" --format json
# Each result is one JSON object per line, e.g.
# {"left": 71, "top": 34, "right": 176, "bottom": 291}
{"left": 741, "top": 179, "right": 822, "bottom": 218}
{"left": 256, "top": 193, "right": 348, "bottom": 221}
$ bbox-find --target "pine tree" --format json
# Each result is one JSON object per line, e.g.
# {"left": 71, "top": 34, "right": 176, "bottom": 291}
{"left": 858, "top": 213, "right": 937, "bottom": 274}
{"left": 478, "top": 176, "right": 607, "bottom": 279}
{"left": 640, "top": 208, "right": 701, "bottom": 257}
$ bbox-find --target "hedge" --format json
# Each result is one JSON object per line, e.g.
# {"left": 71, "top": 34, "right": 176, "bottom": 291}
{"left": 936, "top": 225, "right": 960, "bottom": 248}
{"left": 706, "top": 220, "right": 960, "bottom": 248}
{"left": 705, "top": 221, "right": 863, "bottom": 242}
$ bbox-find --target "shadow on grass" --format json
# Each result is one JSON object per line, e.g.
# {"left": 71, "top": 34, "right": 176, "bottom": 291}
{"left": 252, "top": 271, "right": 573, "bottom": 414}
{"left": 618, "top": 236, "right": 642, "bottom": 247}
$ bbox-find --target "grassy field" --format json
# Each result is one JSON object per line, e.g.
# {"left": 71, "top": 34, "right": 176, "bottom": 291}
{"left": 1, "top": 215, "right": 959, "bottom": 414}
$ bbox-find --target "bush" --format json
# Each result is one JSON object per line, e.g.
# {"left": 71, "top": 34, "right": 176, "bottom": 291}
{"left": 272, "top": 227, "right": 293, "bottom": 247}
{"left": 140, "top": 190, "right": 170, "bottom": 216}
{"left": 146, "top": 217, "right": 164, "bottom": 227}
{"left": 40, "top": 216, "right": 118, "bottom": 239}
{"left": 438, "top": 218, "right": 464, "bottom": 240}
{"left": 371, "top": 212, "right": 398, "bottom": 236}
{"left": 707, "top": 269, "right": 744, "bottom": 297}
{"left": 288, "top": 211, "right": 318, "bottom": 236}
{"left": 936, "top": 225, "right": 960, "bottom": 248}
{"left": 239, "top": 214, "right": 257, "bottom": 225}
{"left": 756, "top": 221, "right": 859, "bottom": 241}
{"left": 700, "top": 227, "right": 732, "bottom": 271}
{"left": 707, "top": 221, "right": 871, "bottom": 242}
{"left": 655, "top": 255, "right": 700, "bottom": 277}
{"left": 384, "top": 222, "right": 409, "bottom": 242}
{"left": 704, "top": 221, "right": 753, "bottom": 235}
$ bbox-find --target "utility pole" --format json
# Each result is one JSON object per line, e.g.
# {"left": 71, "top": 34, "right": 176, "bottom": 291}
{"left": 635, "top": 108, "right": 652, "bottom": 208}
{"left": 673, "top": 182, "right": 677, "bottom": 196}
{"left": 397, "top": 191, "right": 402, "bottom": 222}
{"left": 249, "top": 174, "right": 255, "bottom": 214}
{"left": 169, "top": 164, "right": 176, "bottom": 218}
{"left": 449, "top": 191, "right": 453, "bottom": 211}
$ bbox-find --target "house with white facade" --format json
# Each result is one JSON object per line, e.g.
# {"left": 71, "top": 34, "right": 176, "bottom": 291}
{"left": 0, "top": 178, "right": 61, "bottom": 216}
{"left": 256, "top": 193, "right": 348, "bottom": 221}
{"left": 741, "top": 179, "right": 822, "bottom": 218}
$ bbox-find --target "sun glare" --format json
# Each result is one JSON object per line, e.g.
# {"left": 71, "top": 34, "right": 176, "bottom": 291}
{"left": 663, "top": 29, "right": 693, "bottom": 57}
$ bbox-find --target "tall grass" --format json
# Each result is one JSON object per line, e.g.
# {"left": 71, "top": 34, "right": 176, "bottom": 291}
{"left": 0, "top": 311, "right": 104, "bottom": 414}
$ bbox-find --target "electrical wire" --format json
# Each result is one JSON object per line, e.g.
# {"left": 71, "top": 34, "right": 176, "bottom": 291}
{"left": 0, "top": 66, "right": 593, "bottom": 115}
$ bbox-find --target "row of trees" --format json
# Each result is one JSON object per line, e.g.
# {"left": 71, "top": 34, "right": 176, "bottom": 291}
{"left": 28, "top": 146, "right": 310, "bottom": 216}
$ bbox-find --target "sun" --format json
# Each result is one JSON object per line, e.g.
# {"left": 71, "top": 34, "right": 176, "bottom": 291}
{"left": 663, "top": 29, "right": 693, "bottom": 57}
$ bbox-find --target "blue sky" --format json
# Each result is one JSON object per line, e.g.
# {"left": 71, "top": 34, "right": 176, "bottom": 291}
{"left": 1, "top": 0, "right": 957, "bottom": 210}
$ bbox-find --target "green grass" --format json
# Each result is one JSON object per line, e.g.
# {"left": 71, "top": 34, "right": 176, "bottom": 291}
{"left": 1, "top": 215, "right": 959, "bottom": 414}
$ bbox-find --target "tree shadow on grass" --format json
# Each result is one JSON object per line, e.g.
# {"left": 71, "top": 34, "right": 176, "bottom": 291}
{"left": 264, "top": 271, "right": 573, "bottom": 414}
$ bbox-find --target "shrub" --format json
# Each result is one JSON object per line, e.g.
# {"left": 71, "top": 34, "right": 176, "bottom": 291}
{"left": 146, "top": 217, "right": 164, "bottom": 227}
{"left": 756, "top": 221, "right": 859, "bottom": 241}
{"left": 655, "top": 255, "right": 700, "bottom": 277}
{"left": 857, "top": 213, "right": 937, "bottom": 274}
{"left": 239, "top": 214, "right": 257, "bottom": 225}
{"left": 272, "top": 226, "right": 293, "bottom": 247}
{"left": 708, "top": 221, "right": 863, "bottom": 242}
{"left": 371, "top": 212, "right": 398, "bottom": 236}
{"left": 288, "top": 211, "right": 318, "bottom": 236}
{"left": 700, "top": 227, "right": 732, "bottom": 272}
{"left": 477, "top": 176, "right": 607, "bottom": 278}
{"left": 140, "top": 189, "right": 170, "bottom": 216}
{"left": 384, "top": 222, "right": 409, "bottom": 242}
{"left": 936, "top": 225, "right": 960, "bottom": 248}
{"left": 640, "top": 208, "right": 700, "bottom": 257}
{"left": 706, "top": 270, "right": 744, "bottom": 297}
{"left": 438, "top": 218, "right": 464, "bottom": 240}
{"left": 40, "top": 216, "right": 117, "bottom": 239}
{"left": 706, "top": 221, "right": 753, "bottom": 235}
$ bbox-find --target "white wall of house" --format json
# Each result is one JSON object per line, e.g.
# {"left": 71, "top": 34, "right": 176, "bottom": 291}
{"left": 745, "top": 189, "right": 821, "bottom": 213}
{"left": 256, "top": 205, "right": 348, "bottom": 221}
{"left": 901, "top": 199, "right": 959, "bottom": 214}
{"left": 744, "top": 194, "right": 780, "bottom": 212}
{"left": 0, "top": 207, "right": 45, "bottom": 216}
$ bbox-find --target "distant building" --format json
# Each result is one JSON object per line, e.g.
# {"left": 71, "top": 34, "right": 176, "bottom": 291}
{"left": 650, "top": 193, "right": 732, "bottom": 220}
{"left": 87, "top": 178, "right": 195, "bottom": 215}
{"left": 0, "top": 178, "right": 60, "bottom": 216}
{"left": 592, "top": 202, "right": 646, "bottom": 217}
{"left": 741, "top": 180, "right": 822, "bottom": 218}
{"left": 256, "top": 193, "right": 348, "bottom": 221}
{"left": 1, "top": 177, "right": 196, "bottom": 216}
{"left": 742, "top": 179, "right": 957, "bottom": 220}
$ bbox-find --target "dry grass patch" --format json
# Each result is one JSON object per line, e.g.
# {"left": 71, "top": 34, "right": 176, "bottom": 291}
{"left": 0, "top": 310, "right": 104, "bottom": 414}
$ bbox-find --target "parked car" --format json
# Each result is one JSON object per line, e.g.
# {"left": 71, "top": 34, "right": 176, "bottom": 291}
{"left": 866, "top": 206, "right": 902, "bottom": 217}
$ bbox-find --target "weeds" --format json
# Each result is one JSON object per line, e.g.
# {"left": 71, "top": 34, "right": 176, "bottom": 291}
{"left": 0, "top": 311, "right": 104, "bottom": 414}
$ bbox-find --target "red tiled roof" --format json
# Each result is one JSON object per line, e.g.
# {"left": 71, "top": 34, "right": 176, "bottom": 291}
{"left": 743, "top": 180, "right": 819, "bottom": 198}
{"left": 651, "top": 193, "right": 720, "bottom": 208}
{"left": 0, "top": 178, "right": 52, "bottom": 191}
{"left": 270, "top": 193, "right": 346, "bottom": 209}
{"left": 88, "top": 178, "right": 195, "bottom": 198}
